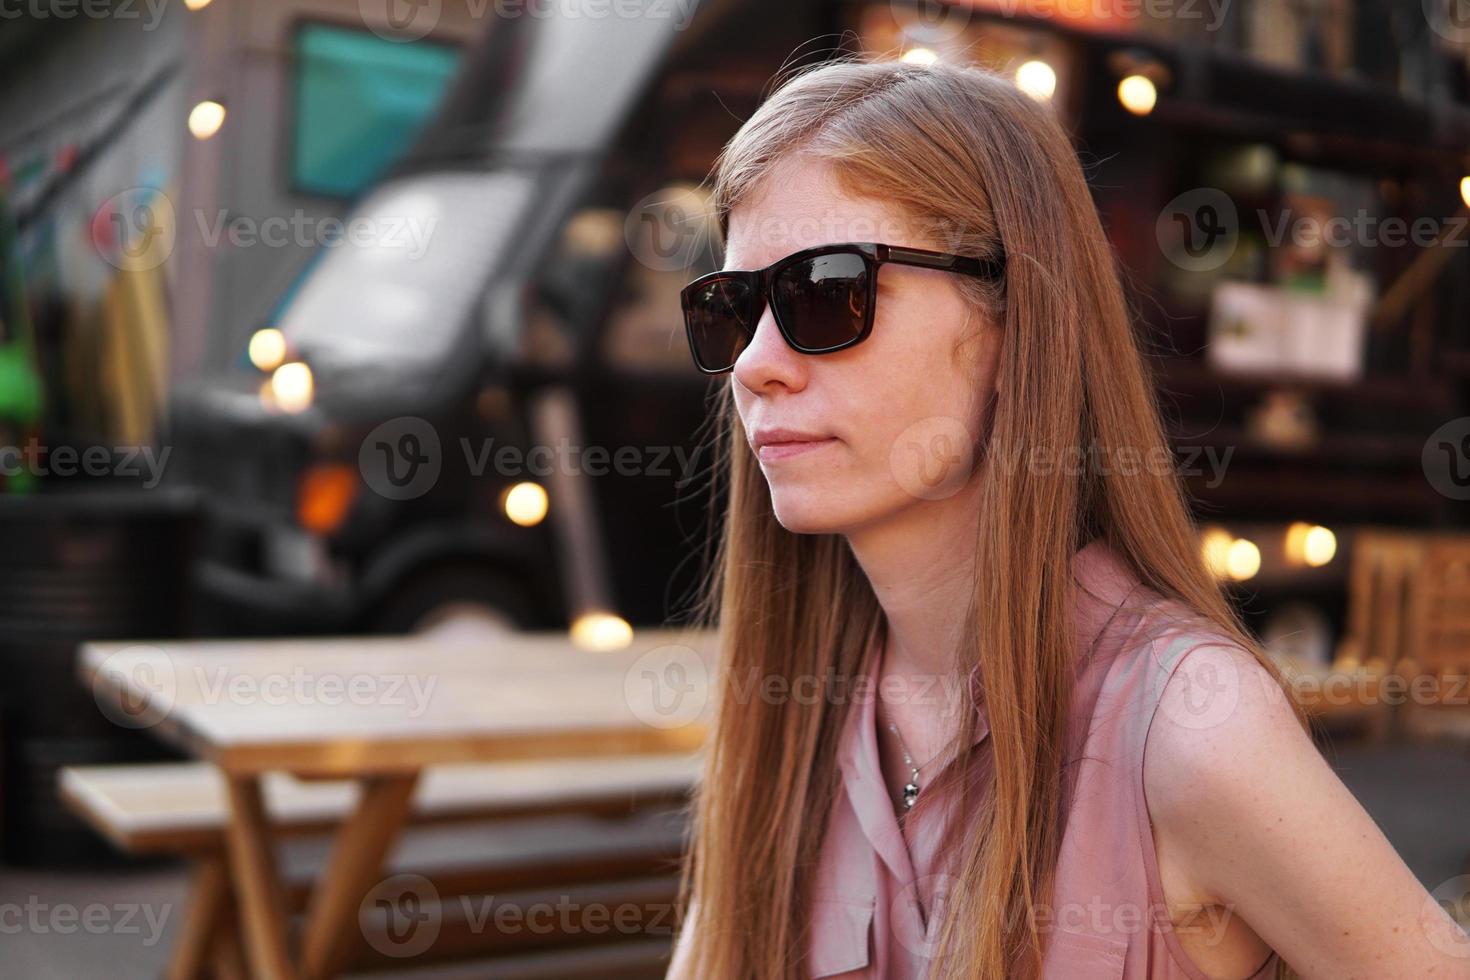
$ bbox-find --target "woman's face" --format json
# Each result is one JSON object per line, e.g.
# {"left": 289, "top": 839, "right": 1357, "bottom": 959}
{"left": 725, "top": 154, "right": 1003, "bottom": 534}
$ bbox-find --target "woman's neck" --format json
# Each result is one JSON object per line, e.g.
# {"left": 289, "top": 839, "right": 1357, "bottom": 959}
{"left": 846, "top": 477, "right": 983, "bottom": 681}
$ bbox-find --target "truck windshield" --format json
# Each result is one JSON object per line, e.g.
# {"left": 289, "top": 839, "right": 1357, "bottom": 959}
{"left": 274, "top": 7, "right": 694, "bottom": 373}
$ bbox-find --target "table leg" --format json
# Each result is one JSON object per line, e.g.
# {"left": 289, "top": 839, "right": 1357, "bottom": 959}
{"left": 167, "top": 853, "right": 230, "bottom": 980}
{"left": 223, "top": 775, "right": 298, "bottom": 980}
{"left": 210, "top": 888, "right": 251, "bottom": 980}
{"left": 300, "top": 773, "right": 420, "bottom": 980}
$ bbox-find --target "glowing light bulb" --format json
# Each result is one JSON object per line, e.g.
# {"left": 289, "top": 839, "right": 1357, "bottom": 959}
{"left": 248, "top": 328, "right": 287, "bottom": 372}
{"left": 1015, "top": 60, "right": 1057, "bottom": 101}
{"left": 570, "top": 612, "right": 634, "bottom": 651}
{"left": 188, "top": 101, "right": 226, "bottom": 140}
{"left": 502, "top": 482, "right": 549, "bottom": 527}
{"left": 1226, "top": 538, "right": 1261, "bottom": 581}
{"left": 269, "top": 362, "right": 314, "bottom": 413}
{"left": 1201, "top": 526, "right": 1234, "bottom": 579}
{"left": 1118, "top": 74, "right": 1157, "bottom": 116}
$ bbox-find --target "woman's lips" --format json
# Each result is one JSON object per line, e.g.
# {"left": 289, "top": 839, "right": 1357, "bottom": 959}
{"left": 758, "top": 437, "right": 838, "bottom": 462}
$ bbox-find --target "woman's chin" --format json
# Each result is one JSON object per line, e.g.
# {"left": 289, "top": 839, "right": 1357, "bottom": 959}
{"left": 768, "top": 490, "right": 859, "bottom": 535}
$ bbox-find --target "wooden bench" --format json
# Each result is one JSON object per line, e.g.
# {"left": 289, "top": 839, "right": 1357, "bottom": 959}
{"left": 60, "top": 754, "right": 699, "bottom": 978}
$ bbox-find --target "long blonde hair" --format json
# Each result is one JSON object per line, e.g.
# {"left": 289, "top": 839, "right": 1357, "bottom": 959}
{"left": 674, "top": 55, "right": 1305, "bottom": 979}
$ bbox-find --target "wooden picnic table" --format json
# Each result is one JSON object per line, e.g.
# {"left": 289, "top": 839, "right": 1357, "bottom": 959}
{"left": 79, "top": 627, "right": 718, "bottom": 980}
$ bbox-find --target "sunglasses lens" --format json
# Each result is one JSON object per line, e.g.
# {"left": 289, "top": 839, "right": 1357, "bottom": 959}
{"left": 772, "top": 251, "right": 870, "bottom": 351}
{"left": 684, "top": 277, "right": 755, "bottom": 372}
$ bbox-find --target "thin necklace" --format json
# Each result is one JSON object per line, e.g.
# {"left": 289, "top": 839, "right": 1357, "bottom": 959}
{"left": 882, "top": 703, "right": 946, "bottom": 810}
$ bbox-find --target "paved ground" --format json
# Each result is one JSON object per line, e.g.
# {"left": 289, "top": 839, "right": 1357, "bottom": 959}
{"left": 2, "top": 735, "right": 1468, "bottom": 979}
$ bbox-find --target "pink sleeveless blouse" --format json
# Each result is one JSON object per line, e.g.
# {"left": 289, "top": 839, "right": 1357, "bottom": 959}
{"left": 803, "top": 538, "right": 1283, "bottom": 980}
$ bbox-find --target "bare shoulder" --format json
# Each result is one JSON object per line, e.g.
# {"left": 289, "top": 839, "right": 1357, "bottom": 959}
{"left": 1140, "top": 638, "right": 1308, "bottom": 903}
{"left": 1141, "top": 637, "right": 1470, "bottom": 976}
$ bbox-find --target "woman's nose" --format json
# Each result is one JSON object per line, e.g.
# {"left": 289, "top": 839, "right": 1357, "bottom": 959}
{"left": 731, "top": 305, "right": 807, "bottom": 392}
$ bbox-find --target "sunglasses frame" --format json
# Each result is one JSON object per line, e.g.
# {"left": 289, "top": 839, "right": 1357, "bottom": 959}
{"left": 680, "top": 240, "right": 1005, "bottom": 375}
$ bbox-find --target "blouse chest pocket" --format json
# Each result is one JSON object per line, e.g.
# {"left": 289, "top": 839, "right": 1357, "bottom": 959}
{"left": 807, "top": 890, "right": 875, "bottom": 978}
{"left": 1041, "top": 929, "right": 1128, "bottom": 980}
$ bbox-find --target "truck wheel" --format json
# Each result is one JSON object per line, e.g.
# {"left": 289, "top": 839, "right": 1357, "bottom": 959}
{"left": 371, "top": 565, "right": 537, "bottom": 635}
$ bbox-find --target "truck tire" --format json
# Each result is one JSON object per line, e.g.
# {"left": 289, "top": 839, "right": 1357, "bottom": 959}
{"left": 369, "top": 564, "right": 538, "bottom": 635}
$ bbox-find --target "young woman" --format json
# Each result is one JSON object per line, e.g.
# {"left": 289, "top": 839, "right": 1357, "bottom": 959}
{"left": 665, "top": 58, "right": 1470, "bottom": 979}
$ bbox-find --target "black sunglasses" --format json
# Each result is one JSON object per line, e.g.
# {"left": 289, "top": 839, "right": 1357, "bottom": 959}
{"left": 679, "top": 241, "right": 1004, "bottom": 375}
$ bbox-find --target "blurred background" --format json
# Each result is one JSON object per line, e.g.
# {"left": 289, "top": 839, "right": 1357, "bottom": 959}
{"left": 1, "top": 0, "right": 1469, "bottom": 976}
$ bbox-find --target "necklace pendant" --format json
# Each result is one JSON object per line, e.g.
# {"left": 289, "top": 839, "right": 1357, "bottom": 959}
{"left": 902, "top": 782, "right": 919, "bottom": 809}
